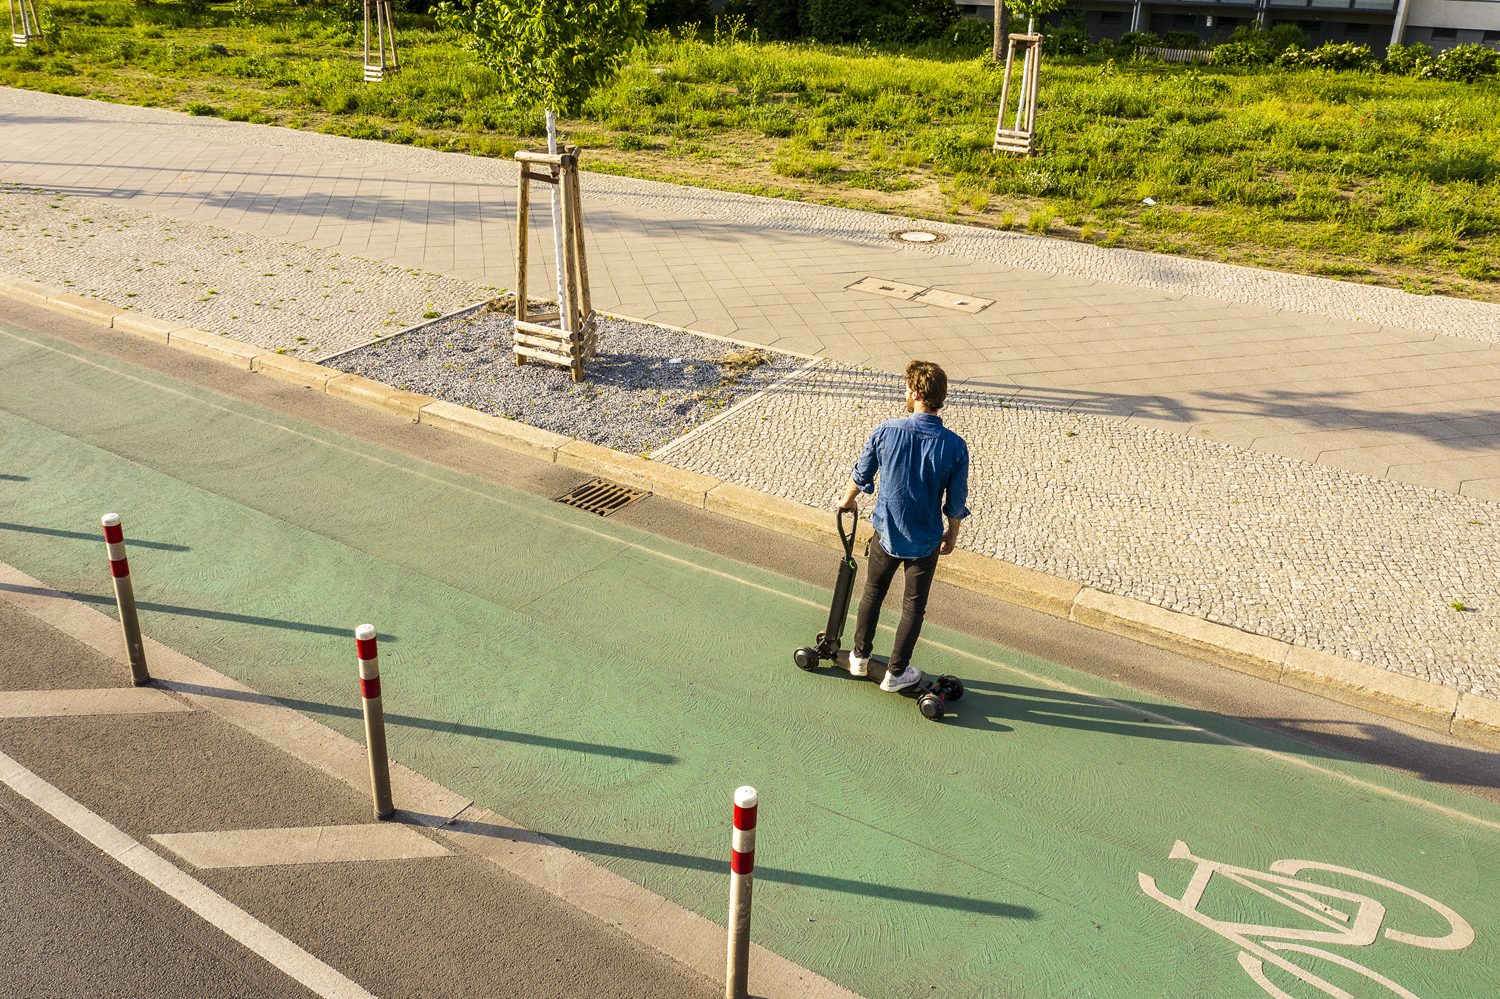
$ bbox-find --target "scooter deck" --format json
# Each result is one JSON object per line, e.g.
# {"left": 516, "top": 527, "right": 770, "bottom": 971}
{"left": 829, "top": 651, "right": 926, "bottom": 699}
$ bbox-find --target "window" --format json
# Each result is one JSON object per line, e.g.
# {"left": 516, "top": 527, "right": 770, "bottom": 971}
{"left": 1343, "top": 22, "right": 1368, "bottom": 35}
{"left": 1100, "top": 10, "right": 1122, "bottom": 24}
{"left": 1174, "top": 13, "right": 1197, "bottom": 26}
{"left": 1431, "top": 26, "right": 1458, "bottom": 40}
{"left": 1218, "top": 17, "right": 1242, "bottom": 28}
{"left": 1483, "top": 29, "right": 1499, "bottom": 42}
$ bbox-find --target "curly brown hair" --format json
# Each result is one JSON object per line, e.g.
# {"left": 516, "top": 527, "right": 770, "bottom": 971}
{"left": 906, "top": 360, "right": 948, "bottom": 411}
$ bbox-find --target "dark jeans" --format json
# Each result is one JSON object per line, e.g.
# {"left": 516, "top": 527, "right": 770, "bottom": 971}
{"left": 851, "top": 533, "right": 940, "bottom": 671}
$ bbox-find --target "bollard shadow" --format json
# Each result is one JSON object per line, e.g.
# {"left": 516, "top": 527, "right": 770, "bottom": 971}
{"left": 0, "top": 583, "right": 392, "bottom": 642}
{"left": 0, "top": 521, "right": 190, "bottom": 551}
{"left": 445, "top": 815, "right": 1037, "bottom": 919}
{"left": 0, "top": 474, "right": 29, "bottom": 482}
{"left": 274, "top": 695, "right": 676, "bottom": 766}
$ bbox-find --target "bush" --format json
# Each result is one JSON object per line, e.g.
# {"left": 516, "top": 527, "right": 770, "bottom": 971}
{"left": 1423, "top": 44, "right": 1500, "bottom": 82}
{"left": 1214, "top": 40, "right": 1267, "bottom": 67}
{"left": 1275, "top": 41, "right": 1377, "bottom": 72}
{"left": 948, "top": 16, "right": 991, "bottom": 48}
{"left": 1216, "top": 22, "right": 1305, "bottom": 65}
{"left": 647, "top": 0, "right": 712, "bottom": 29}
{"left": 1045, "top": 10, "right": 1090, "bottom": 55}
{"left": 1114, "top": 31, "right": 1159, "bottom": 58}
{"left": 1160, "top": 31, "right": 1201, "bottom": 50}
{"left": 1383, "top": 43, "right": 1429, "bottom": 75}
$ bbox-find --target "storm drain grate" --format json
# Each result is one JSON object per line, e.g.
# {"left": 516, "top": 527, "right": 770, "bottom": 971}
{"left": 556, "top": 478, "right": 650, "bottom": 516}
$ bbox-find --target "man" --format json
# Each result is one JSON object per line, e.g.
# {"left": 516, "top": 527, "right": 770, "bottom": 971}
{"left": 838, "top": 360, "right": 970, "bottom": 692}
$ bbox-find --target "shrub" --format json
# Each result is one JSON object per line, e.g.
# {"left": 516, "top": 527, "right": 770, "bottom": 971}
{"left": 1160, "top": 31, "right": 1201, "bottom": 50}
{"left": 1113, "top": 32, "right": 1159, "bottom": 59}
{"left": 1383, "top": 43, "right": 1430, "bottom": 76}
{"left": 184, "top": 101, "right": 218, "bottom": 115}
{"left": 1275, "top": 42, "right": 1377, "bottom": 72}
{"left": 1214, "top": 41, "right": 1267, "bottom": 67}
{"left": 1046, "top": 11, "right": 1091, "bottom": 56}
{"left": 948, "top": 16, "right": 991, "bottom": 48}
{"left": 647, "top": 0, "right": 712, "bottom": 29}
{"left": 1424, "top": 44, "right": 1500, "bottom": 83}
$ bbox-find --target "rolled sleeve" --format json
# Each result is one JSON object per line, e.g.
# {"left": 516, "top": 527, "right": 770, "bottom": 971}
{"left": 942, "top": 445, "right": 970, "bottom": 520}
{"left": 851, "top": 429, "right": 881, "bottom": 493}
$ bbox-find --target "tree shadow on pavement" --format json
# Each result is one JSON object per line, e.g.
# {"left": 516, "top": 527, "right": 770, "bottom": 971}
{"left": 1231, "top": 715, "right": 1500, "bottom": 796}
{"left": 957, "top": 679, "right": 1346, "bottom": 758}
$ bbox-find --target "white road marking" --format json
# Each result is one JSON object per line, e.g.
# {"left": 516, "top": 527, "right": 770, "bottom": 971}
{"left": 0, "top": 749, "right": 379, "bottom": 999}
{"left": 0, "top": 687, "right": 192, "bottom": 718}
{"left": 154, "top": 823, "right": 452, "bottom": 868}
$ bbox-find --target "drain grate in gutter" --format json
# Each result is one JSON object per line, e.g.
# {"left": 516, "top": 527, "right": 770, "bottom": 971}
{"left": 556, "top": 479, "right": 650, "bottom": 516}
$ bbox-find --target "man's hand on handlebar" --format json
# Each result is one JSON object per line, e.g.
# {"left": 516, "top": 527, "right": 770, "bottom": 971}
{"left": 837, "top": 480, "right": 861, "bottom": 513}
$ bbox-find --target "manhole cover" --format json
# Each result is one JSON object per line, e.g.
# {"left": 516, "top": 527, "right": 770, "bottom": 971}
{"left": 889, "top": 229, "right": 948, "bottom": 244}
{"left": 556, "top": 478, "right": 649, "bottom": 517}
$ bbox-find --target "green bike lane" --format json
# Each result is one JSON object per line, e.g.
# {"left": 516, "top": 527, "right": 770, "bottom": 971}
{"left": 2, "top": 322, "right": 1497, "bottom": 999}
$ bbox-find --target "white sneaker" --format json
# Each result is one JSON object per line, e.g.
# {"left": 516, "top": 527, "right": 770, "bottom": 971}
{"left": 848, "top": 653, "right": 870, "bottom": 677}
{"left": 880, "top": 665, "right": 921, "bottom": 692}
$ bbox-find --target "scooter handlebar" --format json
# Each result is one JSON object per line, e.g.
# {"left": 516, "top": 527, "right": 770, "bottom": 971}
{"left": 837, "top": 507, "right": 856, "bottom": 560}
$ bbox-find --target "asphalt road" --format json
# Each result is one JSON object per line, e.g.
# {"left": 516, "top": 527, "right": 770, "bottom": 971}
{"left": 3, "top": 297, "right": 1499, "bottom": 999}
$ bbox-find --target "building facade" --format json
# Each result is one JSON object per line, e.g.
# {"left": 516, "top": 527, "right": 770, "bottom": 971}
{"left": 959, "top": 0, "right": 1500, "bottom": 56}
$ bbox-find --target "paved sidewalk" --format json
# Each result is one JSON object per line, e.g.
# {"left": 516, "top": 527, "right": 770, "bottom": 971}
{"left": 2, "top": 87, "right": 1498, "bottom": 701}
{"left": 4, "top": 88, "right": 1500, "bottom": 501}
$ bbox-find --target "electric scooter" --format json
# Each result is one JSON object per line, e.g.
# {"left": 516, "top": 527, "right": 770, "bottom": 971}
{"left": 793, "top": 509, "right": 964, "bottom": 720}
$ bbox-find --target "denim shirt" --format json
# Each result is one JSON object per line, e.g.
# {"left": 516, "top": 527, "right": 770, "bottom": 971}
{"left": 851, "top": 412, "right": 971, "bottom": 560}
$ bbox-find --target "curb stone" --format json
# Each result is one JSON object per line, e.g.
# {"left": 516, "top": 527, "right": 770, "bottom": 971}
{"left": 3, "top": 274, "right": 1495, "bottom": 753}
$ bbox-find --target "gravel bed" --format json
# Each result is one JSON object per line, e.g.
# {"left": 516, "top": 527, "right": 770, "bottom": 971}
{"left": 0, "top": 181, "right": 489, "bottom": 355}
{"left": 661, "top": 362, "right": 1500, "bottom": 697}
{"left": 328, "top": 310, "right": 808, "bottom": 454}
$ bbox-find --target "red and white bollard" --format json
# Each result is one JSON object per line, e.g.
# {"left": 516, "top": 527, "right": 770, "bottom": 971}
{"left": 101, "top": 513, "right": 150, "bottom": 686}
{"left": 355, "top": 624, "right": 395, "bottom": 820}
{"left": 726, "top": 785, "right": 758, "bottom": 999}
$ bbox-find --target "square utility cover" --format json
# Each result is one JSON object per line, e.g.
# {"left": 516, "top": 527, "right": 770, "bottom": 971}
{"left": 847, "top": 277, "right": 925, "bottom": 301}
{"left": 913, "top": 288, "right": 994, "bottom": 314}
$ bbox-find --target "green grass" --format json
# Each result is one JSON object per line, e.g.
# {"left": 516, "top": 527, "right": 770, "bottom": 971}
{"left": 4, "top": 1, "right": 1500, "bottom": 299}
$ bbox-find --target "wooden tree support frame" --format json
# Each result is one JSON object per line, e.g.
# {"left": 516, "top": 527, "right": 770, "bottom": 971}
{"left": 993, "top": 33, "right": 1044, "bottom": 157}
{"left": 9, "top": 0, "right": 41, "bottom": 47}
{"left": 362, "top": 0, "right": 398, "bottom": 82}
{"left": 513, "top": 146, "right": 597, "bottom": 384}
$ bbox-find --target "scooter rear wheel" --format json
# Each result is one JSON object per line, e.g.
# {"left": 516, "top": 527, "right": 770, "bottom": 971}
{"left": 794, "top": 646, "right": 819, "bottom": 671}
{"left": 919, "top": 693, "right": 944, "bottom": 720}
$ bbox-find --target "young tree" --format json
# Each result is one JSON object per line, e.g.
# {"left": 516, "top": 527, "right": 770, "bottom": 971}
{"left": 1004, "top": 0, "right": 1065, "bottom": 34}
{"left": 434, "top": 0, "right": 646, "bottom": 114}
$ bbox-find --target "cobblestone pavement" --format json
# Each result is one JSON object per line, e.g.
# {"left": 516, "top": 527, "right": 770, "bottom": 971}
{"left": 6, "top": 89, "right": 1500, "bottom": 502}
{"left": 3, "top": 87, "right": 1498, "bottom": 700}
{"left": 660, "top": 363, "right": 1500, "bottom": 695}
{"left": 0, "top": 182, "right": 488, "bottom": 354}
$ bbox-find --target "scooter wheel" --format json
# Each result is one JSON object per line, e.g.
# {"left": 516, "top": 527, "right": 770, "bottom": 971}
{"left": 942, "top": 676, "right": 964, "bottom": 701}
{"left": 919, "top": 693, "right": 944, "bottom": 720}
{"left": 794, "top": 647, "right": 819, "bottom": 671}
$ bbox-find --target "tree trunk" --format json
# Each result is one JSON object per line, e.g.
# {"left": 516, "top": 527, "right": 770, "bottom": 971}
{"left": 992, "top": 0, "right": 1006, "bottom": 61}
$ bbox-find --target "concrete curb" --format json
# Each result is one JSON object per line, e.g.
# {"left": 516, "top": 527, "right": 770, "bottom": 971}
{"left": 4, "top": 273, "right": 1495, "bottom": 753}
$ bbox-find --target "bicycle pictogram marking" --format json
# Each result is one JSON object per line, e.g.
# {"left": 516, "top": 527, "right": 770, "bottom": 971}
{"left": 1139, "top": 840, "right": 1474, "bottom": 999}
